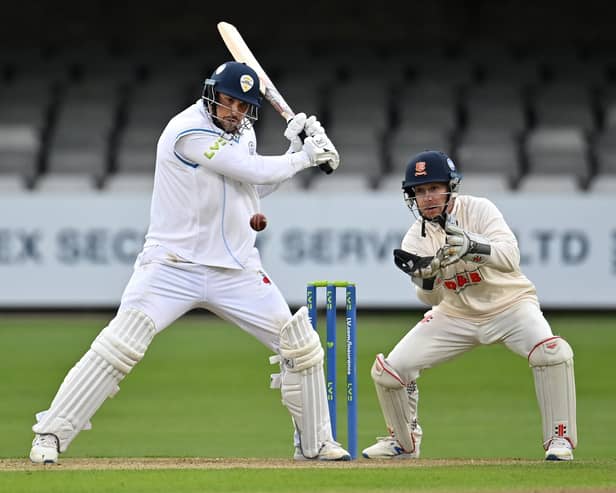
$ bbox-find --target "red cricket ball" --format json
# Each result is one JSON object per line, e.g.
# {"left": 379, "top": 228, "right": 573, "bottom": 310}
{"left": 249, "top": 213, "right": 267, "bottom": 232}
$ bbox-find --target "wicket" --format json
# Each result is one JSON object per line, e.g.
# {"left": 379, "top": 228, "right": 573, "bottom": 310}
{"left": 306, "top": 280, "right": 358, "bottom": 459}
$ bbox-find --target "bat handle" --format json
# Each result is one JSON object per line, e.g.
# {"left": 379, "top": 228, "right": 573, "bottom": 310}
{"left": 298, "top": 129, "right": 334, "bottom": 175}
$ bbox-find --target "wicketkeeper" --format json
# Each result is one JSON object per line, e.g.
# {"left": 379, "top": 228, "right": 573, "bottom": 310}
{"left": 29, "top": 61, "right": 350, "bottom": 463}
{"left": 363, "top": 150, "right": 577, "bottom": 461}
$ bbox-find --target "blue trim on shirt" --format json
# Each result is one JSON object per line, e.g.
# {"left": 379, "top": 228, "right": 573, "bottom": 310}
{"left": 173, "top": 150, "right": 199, "bottom": 168}
{"left": 177, "top": 127, "right": 222, "bottom": 139}
{"left": 176, "top": 127, "right": 240, "bottom": 143}
{"left": 173, "top": 127, "right": 240, "bottom": 169}
{"left": 220, "top": 176, "right": 245, "bottom": 269}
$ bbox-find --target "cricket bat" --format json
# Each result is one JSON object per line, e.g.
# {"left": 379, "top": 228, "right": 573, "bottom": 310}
{"left": 216, "top": 21, "right": 334, "bottom": 174}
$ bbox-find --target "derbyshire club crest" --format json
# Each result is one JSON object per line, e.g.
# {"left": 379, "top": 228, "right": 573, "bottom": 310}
{"left": 240, "top": 74, "right": 255, "bottom": 93}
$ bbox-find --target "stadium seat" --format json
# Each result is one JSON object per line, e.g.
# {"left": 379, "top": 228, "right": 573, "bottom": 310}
{"left": 534, "top": 49, "right": 607, "bottom": 87}
{"left": 0, "top": 76, "right": 54, "bottom": 188}
{"left": 327, "top": 74, "right": 392, "bottom": 138}
{"left": 38, "top": 59, "right": 128, "bottom": 190}
{"left": 0, "top": 174, "right": 27, "bottom": 193}
{"left": 0, "top": 124, "right": 40, "bottom": 189}
{"left": 588, "top": 127, "right": 616, "bottom": 193}
{"left": 254, "top": 64, "right": 332, "bottom": 156}
{"left": 112, "top": 127, "right": 159, "bottom": 175}
{"left": 515, "top": 174, "right": 582, "bottom": 194}
{"left": 387, "top": 127, "right": 452, "bottom": 177}
{"left": 41, "top": 101, "right": 114, "bottom": 190}
{"left": 528, "top": 81, "right": 597, "bottom": 132}
{"left": 35, "top": 173, "right": 102, "bottom": 193}
{"left": 308, "top": 172, "right": 376, "bottom": 193}
{"left": 309, "top": 125, "right": 383, "bottom": 192}
{"left": 519, "top": 126, "right": 590, "bottom": 192}
{"left": 466, "top": 41, "right": 540, "bottom": 88}
{"left": 376, "top": 172, "right": 405, "bottom": 193}
{"left": 587, "top": 175, "right": 616, "bottom": 193}
{"left": 332, "top": 124, "right": 385, "bottom": 167}
{"left": 255, "top": 104, "right": 288, "bottom": 156}
{"left": 454, "top": 128, "right": 521, "bottom": 187}
{"left": 102, "top": 172, "right": 155, "bottom": 194}
{"left": 275, "top": 66, "right": 332, "bottom": 120}
{"left": 458, "top": 174, "right": 511, "bottom": 196}
{"left": 461, "top": 81, "right": 527, "bottom": 134}
{"left": 110, "top": 69, "right": 192, "bottom": 184}
{"left": 394, "top": 80, "right": 459, "bottom": 137}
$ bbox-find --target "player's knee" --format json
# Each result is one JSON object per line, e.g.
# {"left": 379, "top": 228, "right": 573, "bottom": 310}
{"left": 279, "top": 307, "right": 324, "bottom": 372}
{"left": 90, "top": 309, "right": 156, "bottom": 374}
{"left": 371, "top": 353, "right": 406, "bottom": 389}
{"left": 528, "top": 336, "right": 573, "bottom": 367}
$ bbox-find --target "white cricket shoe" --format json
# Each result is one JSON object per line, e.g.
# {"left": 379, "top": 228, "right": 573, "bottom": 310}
{"left": 294, "top": 440, "right": 351, "bottom": 461}
{"left": 545, "top": 437, "right": 574, "bottom": 461}
{"left": 29, "top": 433, "right": 59, "bottom": 464}
{"left": 362, "top": 424, "right": 422, "bottom": 459}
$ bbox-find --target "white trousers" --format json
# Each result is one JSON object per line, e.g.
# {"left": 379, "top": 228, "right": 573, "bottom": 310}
{"left": 387, "top": 300, "right": 554, "bottom": 382}
{"left": 119, "top": 245, "right": 292, "bottom": 351}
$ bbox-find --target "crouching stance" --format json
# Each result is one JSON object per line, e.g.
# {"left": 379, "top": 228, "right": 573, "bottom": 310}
{"left": 363, "top": 150, "right": 577, "bottom": 461}
{"left": 30, "top": 59, "right": 348, "bottom": 463}
{"left": 529, "top": 336, "right": 577, "bottom": 460}
{"left": 362, "top": 354, "right": 423, "bottom": 459}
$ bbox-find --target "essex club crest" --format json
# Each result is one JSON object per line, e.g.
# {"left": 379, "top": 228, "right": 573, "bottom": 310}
{"left": 415, "top": 161, "right": 427, "bottom": 176}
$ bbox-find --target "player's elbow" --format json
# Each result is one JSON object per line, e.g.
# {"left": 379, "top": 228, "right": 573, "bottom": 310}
{"left": 487, "top": 244, "right": 521, "bottom": 273}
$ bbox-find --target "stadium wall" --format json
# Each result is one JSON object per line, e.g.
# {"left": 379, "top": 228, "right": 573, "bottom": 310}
{"left": 1, "top": 191, "right": 614, "bottom": 309}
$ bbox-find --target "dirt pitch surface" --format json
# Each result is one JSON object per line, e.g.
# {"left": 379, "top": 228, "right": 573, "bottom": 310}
{"left": 1, "top": 457, "right": 544, "bottom": 471}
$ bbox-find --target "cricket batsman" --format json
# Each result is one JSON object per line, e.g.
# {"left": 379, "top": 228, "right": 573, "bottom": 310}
{"left": 362, "top": 150, "right": 577, "bottom": 461}
{"left": 29, "top": 61, "right": 350, "bottom": 463}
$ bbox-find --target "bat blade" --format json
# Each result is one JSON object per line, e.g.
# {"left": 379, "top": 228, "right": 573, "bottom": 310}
{"left": 216, "top": 21, "right": 335, "bottom": 175}
{"left": 217, "top": 21, "right": 295, "bottom": 121}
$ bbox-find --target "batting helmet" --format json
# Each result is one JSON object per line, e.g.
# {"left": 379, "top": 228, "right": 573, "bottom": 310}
{"left": 402, "top": 150, "right": 461, "bottom": 194}
{"left": 203, "top": 61, "right": 262, "bottom": 107}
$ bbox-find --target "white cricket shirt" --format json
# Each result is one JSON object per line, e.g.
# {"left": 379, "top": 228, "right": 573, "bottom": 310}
{"left": 143, "top": 100, "right": 311, "bottom": 268}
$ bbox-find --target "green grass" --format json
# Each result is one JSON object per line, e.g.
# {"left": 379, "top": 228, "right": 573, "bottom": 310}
{"left": 1, "top": 311, "right": 615, "bottom": 492}
{"left": 2, "top": 461, "right": 616, "bottom": 493}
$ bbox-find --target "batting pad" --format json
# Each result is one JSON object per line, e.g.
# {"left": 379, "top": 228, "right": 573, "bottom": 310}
{"left": 371, "top": 354, "right": 417, "bottom": 453}
{"left": 33, "top": 310, "right": 156, "bottom": 452}
{"left": 529, "top": 336, "right": 577, "bottom": 449}
{"left": 277, "top": 306, "right": 330, "bottom": 458}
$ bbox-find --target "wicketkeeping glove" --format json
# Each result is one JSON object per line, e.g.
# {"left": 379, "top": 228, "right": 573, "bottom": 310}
{"left": 302, "top": 133, "right": 340, "bottom": 171}
{"left": 440, "top": 224, "right": 491, "bottom": 267}
{"left": 393, "top": 249, "right": 441, "bottom": 290}
{"left": 393, "top": 249, "right": 441, "bottom": 279}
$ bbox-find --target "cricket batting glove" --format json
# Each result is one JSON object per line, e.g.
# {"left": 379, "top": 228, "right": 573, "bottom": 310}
{"left": 284, "top": 112, "right": 307, "bottom": 153}
{"left": 304, "top": 115, "right": 324, "bottom": 137}
{"left": 440, "top": 224, "right": 491, "bottom": 267}
{"left": 302, "top": 133, "right": 340, "bottom": 171}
